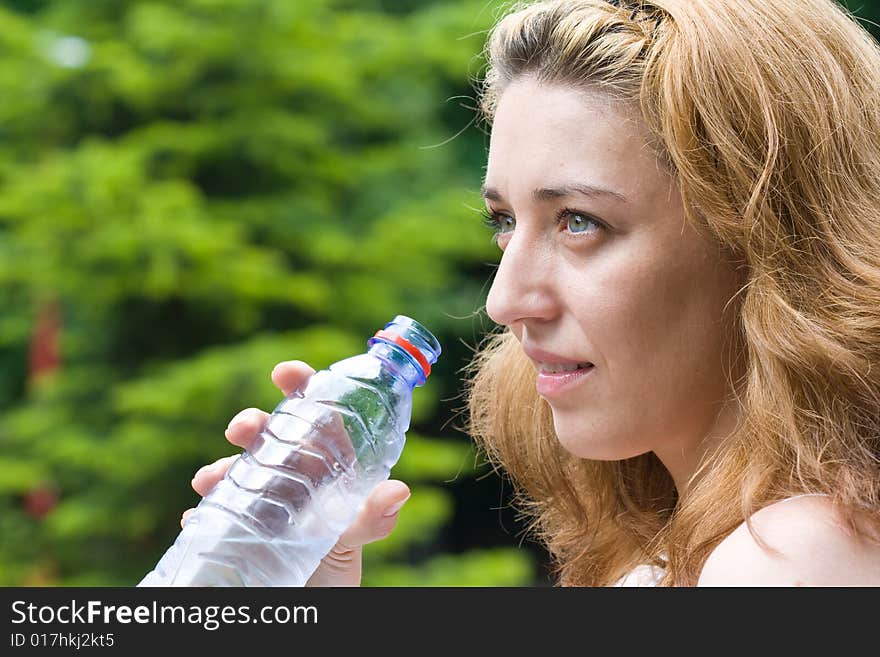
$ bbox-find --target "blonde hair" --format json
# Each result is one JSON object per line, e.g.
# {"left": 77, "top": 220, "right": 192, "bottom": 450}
{"left": 465, "top": 0, "right": 880, "bottom": 586}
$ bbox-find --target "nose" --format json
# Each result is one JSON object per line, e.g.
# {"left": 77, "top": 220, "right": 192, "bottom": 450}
{"left": 485, "top": 230, "right": 558, "bottom": 327}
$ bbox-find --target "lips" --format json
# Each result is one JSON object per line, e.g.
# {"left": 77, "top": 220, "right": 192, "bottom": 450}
{"left": 536, "top": 361, "right": 593, "bottom": 374}
{"left": 522, "top": 343, "right": 595, "bottom": 399}
{"left": 534, "top": 364, "right": 595, "bottom": 398}
{"left": 521, "top": 344, "right": 593, "bottom": 371}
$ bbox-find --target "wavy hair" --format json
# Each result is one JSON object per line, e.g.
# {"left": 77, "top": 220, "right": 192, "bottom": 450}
{"left": 465, "top": 0, "right": 880, "bottom": 586}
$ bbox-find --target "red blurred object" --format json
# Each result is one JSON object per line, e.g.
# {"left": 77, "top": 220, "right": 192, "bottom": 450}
{"left": 28, "top": 299, "right": 62, "bottom": 383}
{"left": 23, "top": 486, "right": 59, "bottom": 518}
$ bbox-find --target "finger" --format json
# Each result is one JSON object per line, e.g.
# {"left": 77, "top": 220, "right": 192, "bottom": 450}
{"left": 223, "top": 407, "right": 269, "bottom": 449}
{"left": 336, "top": 480, "right": 411, "bottom": 549}
{"left": 271, "top": 360, "right": 317, "bottom": 397}
{"left": 180, "top": 507, "right": 195, "bottom": 528}
{"left": 191, "top": 455, "right": 239, "bottom": 497}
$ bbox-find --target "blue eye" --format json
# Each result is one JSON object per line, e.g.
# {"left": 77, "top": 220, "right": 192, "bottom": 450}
{"left": 481, "top": 207, "right": 605, "bottom": 243}
{"left": 560, "top": 209, "right": 603, "bottom": 235}
{"left": 481, "top": 211, "right": 515, "bottom": 235}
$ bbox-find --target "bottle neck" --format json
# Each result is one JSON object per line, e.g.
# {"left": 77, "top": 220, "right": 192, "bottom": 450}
{"left": 368, "top": 342, "right": 424, "bottom": 389}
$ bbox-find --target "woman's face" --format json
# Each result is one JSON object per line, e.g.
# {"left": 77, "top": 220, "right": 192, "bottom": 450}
{"left": 483, "top": 78, "right": 743, "bottom": 488}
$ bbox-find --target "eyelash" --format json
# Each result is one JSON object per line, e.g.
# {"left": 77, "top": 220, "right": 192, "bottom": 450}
{"left": 479, "top": 207, "right": 606, "bottom": 243}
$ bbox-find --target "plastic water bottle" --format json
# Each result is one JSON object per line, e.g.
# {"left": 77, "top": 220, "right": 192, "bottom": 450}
{"left": 138, "top": 315, "right": 440, "bottom": 587}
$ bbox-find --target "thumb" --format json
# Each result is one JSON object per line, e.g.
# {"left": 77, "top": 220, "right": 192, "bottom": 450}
{"left": 336, "top": 480, "right": 411, "bottom": 549}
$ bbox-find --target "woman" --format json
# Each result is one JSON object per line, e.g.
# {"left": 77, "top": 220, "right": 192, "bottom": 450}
{"left": 187, "top": 0, "right": 880, "bottom": 586}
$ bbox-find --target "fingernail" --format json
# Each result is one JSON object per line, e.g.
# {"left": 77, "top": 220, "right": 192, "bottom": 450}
{"left": 194, "top": 458, "right": 224, "bottom": 480}
{"left": 382, "top": 494, "right": 410, "bottom": 517}
{"left": 226, "top": 409, "right": 253, "bottom": 431}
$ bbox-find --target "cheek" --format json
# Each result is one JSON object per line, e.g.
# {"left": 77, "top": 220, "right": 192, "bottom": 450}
{"left": 593, "top": 236, "right": 736, "bottom": 367}
{"left": 565, "top": 243, "right": 739, "bottom": 445}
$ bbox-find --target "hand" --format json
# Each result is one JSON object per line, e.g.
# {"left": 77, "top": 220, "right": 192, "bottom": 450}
{"left": 182, "top": 360, "right": 411, "bottom": 587}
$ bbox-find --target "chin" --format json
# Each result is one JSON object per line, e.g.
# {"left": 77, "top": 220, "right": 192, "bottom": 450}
{"left": 551, "top": 414, "right": 646, "bottom": 462}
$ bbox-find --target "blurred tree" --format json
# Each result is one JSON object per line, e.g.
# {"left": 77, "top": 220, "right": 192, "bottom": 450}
{"left": 0, "top": 0, "right": 538, "bottom": 586}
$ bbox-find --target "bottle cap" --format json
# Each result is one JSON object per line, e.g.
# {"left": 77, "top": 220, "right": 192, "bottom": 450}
{"left": 367, "top": 316, "right": 441, "bottom": 385}
{"left": 371, "top": 329, "right": 432, "bottom": 378}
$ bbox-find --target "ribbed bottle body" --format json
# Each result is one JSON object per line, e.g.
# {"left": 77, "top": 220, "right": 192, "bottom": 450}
{"left": 139, "top": 354, "right": 414, "bottom": 587}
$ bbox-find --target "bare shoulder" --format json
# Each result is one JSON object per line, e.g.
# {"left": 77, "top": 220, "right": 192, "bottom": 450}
{"left": 698, "top": 495, "right": 880, "bottom": 586}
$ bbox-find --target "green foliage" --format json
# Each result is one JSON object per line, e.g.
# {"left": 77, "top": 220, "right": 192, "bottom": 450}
{"left": 0, "top": 0, "right": 530, "bottom": 587}
{"left": 364, "top": 548, "right": 534, "bottom": 587}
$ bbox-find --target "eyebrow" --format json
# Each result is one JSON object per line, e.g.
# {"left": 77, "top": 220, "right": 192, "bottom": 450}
{"left": 480, "top": 183, "right": 627, "bottom": 204}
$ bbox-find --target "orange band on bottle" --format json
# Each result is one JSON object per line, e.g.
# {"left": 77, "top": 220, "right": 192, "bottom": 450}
{"left": 372, "top": 329, "right": 431, "bottom": 378}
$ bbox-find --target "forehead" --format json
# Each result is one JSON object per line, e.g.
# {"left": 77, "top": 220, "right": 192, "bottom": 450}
{"left": 484, "top": 79, "right": 662, "bottom": 197}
